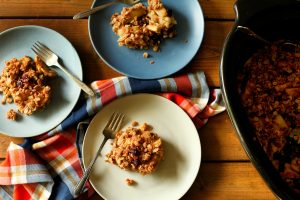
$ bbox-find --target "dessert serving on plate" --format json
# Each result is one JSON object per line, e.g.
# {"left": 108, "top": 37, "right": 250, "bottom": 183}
{"left": 88, "top": 0, "right": 204, "bottom": 79}
{"left": 110, "top": 0, "right": 177, "bottom": 51}
{"left": 82, "top": 93, "right": 201, "bottom": 200}
{"left": 106, "top": 121, "right": 164, "bottom": 175}
{"left": 0, "top": 56, "right": 56, "bottom": 119}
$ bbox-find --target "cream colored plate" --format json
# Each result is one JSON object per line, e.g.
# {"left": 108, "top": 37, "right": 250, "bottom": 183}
{"left": 82, "top": 94, "right": 201, "bottom": 200}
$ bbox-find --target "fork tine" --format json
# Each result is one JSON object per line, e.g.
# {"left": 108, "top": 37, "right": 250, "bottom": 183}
{"left": 31, "top": 47, "right": 40, "bottom": 56}
{"left": 109, "top": 113, "right": 122, "bottom": 130}
{"left": 31, "top": 46, "right": 47, "bottom": 61}
{"left": 114, "top": 113, "right": 124, "bottom": 131}
{"left": 35, "top": 42, "right": 51, "bottom": 56}
{"left": 37, "top": 41, "right": 54, "bottom": 53}
{"left": 105, "top": 112, "right": 117, "bottom": 129}
{"left": 32, "top": 44, "right": 47, "bottom": 57}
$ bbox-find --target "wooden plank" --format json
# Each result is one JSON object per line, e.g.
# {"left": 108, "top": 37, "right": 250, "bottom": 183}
{"left": 0, "top": 0, "right": 236, "bottom": 20}
{"left": 0, "top": 19, "right": 234, "bottom": 87}
{"left": 200, "top": 112, "right": 249, "bottom": 161}
{"left": 190, "top": 21, "right": 234, "bottom": 87}
{"left": 0, "top": 0, "right": 91, "bottom": 18}
{"left": 89, "top": 163, "right": 276, "bottom": 200}
{"left": 199, "top": 0, "right": 236, "bottom": 19}
{"left": 0, "top": 135, "right": 24, "bottom": 158}
{"left": 183, "top": 162, "right": 276, "bottom": 200}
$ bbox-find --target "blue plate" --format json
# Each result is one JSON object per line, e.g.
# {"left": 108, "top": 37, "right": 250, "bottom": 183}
{"left": 89, "top": 0, "right": 204, "bottom": 79}
{"left": 0, "top": 26, "right": 82, "bottom": 137}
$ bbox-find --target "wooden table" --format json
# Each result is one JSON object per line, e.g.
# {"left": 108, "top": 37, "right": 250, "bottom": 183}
{"left": 0, "top": 1, "right": 277, "bottom": 199}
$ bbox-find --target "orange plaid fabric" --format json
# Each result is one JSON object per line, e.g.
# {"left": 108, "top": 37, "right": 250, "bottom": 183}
{"left": 0, "top": 71, "right": 225, "bottom": 200}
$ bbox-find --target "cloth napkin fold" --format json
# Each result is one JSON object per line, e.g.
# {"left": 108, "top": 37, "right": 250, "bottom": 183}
{"left": 0, "top": 71, "right": 225, "bottom": 200}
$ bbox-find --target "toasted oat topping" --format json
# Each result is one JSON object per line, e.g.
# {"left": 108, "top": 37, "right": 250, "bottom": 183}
{"left": 6, "top": 109, "right": 17, "bottom": 120}
{"left": 125, "top": 178, "right": 136, "bottom": 185}
{"left": 0, "top": 56, "right": 56, "bottom": 116}
{"left": 238, "top": 42, "right": 300, "bottom": 193}
{"left": 106, "top": 122, "right": 164, "bottom": 175}
{"left": 132, "top": 121, "right": 139, "bottom": 126}
{"left": 110, "top": 0, "right": 177, "bottom": 51}
{"left": 143, "top": 52, "right": 149, "bottom": 58}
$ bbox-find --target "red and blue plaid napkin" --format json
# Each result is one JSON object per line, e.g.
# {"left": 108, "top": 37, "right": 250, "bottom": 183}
{"left": 0, "top": 71, "right": 225, "bottom": 200}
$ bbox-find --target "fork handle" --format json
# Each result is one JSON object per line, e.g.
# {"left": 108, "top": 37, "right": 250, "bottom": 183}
{"left": 74, "top": 136, "right": 109, "bottom": 197}
{"left": 56, "top": 63, "right": 95, "bottom": 97}
{"left": 73, "top": 1, "right": 117, "bottom": 20}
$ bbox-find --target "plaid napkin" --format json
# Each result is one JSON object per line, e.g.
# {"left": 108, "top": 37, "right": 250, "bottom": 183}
{"left": 0, "top": 71, "right": 225, "bottom": 200}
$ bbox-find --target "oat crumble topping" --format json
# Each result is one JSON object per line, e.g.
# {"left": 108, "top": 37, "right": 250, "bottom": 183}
{"left": 125, "top": 178, "right": 136, "bottom": 185}
{"left": 0, "top": 56, "right": 56, "bottom": 116}
{"left": 6, "top": 109, "right": 17, "bottom": 120}
{"left": 110, "top": 0, "right": 177, "bottom": 51}
{"left": 143, "top": 52, "right": 149, "bottom": 58}
{"left": 106, "top": 122, "right": 164, "bottom": 175}
{"left": 238, "top": 42, "right": 300, "bottom": 193}
{"left": 132, "top": 121, "right": 139, "bottom": 126}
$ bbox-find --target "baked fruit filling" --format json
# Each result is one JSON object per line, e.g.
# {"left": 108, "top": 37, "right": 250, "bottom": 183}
{"left": 110, "top": 0, "right": 177, "bottom": 51}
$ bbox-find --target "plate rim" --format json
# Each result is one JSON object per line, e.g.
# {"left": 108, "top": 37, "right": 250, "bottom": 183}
{"left": 88, "top": 0, "right": 205, "bottom": 79}
{"left": 82, "top": 93, "right": 201, "bottom": 200}
{"left": 0, "top": 25, "right": 82, "bottom": 137}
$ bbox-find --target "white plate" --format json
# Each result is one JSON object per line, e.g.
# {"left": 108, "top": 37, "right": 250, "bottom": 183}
{"left": 82, "top": 94, "right": 201, "bottom": 200}
{"left": 0, "top": 25, "right": 82, "bottom": 137}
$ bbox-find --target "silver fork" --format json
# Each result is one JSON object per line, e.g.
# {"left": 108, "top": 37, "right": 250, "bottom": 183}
{"left": 74, "top": 112, "right": 125, "bottom": 197}
{"left": 73, "top": 0, "right": 141, "bottom": 20}
{"left": 31, "top": 42, "right": 95, "bottom": 97}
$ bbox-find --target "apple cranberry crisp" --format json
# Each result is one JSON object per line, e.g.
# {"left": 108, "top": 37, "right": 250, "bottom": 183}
{"left": 6, "top": 109, "right": 17, "bottom": 120}
{"left": 238, "top": 42, "right": 300, "bottom": 194}
{"left": 0, "top": 56, "right": 56, "bottom": 116}
{"left": 110, "top": 0, "right": 177, "bottom": 51}
{"left": 125, "top": 178, "right": 136, "bottom": 186}
{"left": 106, "top": 122, "right": 164, "bottom": 175}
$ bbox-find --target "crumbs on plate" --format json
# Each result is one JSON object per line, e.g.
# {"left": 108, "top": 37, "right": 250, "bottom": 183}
{"left": 125, "top": 178, "right": 136, "bottom": 186}
{"left": 143, "top": 52, "right": 149, "bottom": 58}
{"left": 106, "top": 122, "right": 164, "bottom": 175}
{"left": 6, "top": 109, "right": 17, "bottom": 120}
{"left": 0, "top": 56, "right": 56, "bottom": 118}
{"left": 110, "top": 0, "right": 177, "bottom": 52}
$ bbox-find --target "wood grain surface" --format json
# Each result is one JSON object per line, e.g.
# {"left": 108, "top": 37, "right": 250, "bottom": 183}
{"left": 0, "top": 0, "right": 277, "bottom": 199}
{"left": 0, "top": 0, "right": 236, "bottom": 19}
